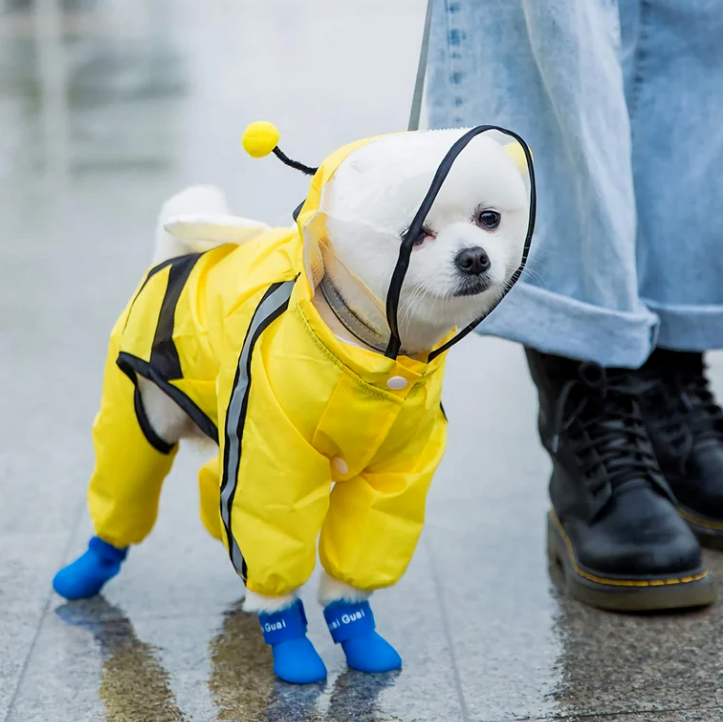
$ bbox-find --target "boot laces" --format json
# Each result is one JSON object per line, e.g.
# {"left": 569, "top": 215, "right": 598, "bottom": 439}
{"left": 644, "top": 357, "right": 723, "bottom": 452}
{"left": 551, "top": 364, "right": 659, "bottom": 490}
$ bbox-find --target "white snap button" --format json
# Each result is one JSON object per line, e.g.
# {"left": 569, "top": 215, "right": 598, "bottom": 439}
{"left": 333, "top": 457, "right": 349, "bottom": 475}
{"left": 386, "top": 376, "right": 408, "bottom": 390}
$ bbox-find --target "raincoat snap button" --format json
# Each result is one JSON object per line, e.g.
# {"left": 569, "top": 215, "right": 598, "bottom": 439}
{"left": 333, "top": 457, "right": 349, "bottom": 475}
{"left": 386, "top": 376, "right": 408, "bottom": 390}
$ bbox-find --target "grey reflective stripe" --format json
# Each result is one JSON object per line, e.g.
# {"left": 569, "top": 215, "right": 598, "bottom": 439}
{"left": 219, "top": 280, "right": 295, "bottom": 578}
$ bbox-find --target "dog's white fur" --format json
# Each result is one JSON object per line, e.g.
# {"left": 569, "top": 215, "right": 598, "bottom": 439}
{"left": 138, "top": 128, "right": 530, "bottom": 612}
{"left": 317, "top": 571, "right": 370, "bottom": 606}
{"left": 152, "top": 185, "right": 231, "bottom": 265}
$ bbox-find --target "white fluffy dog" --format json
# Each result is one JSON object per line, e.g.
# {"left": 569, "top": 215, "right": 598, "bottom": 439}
{"left": 53, "top": 126, "right": 532, "bottom": 684}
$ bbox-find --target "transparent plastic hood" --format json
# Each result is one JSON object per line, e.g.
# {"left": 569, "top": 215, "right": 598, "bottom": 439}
{"left": 297, "top": 125, "right": 536, "bottom": 361}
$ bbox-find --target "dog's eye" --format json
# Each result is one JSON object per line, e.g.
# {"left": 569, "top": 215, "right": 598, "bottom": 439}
{"left": 412, "top": 226, "right": 435, "bottom": 246}
{"left": 477, "top": 210, "right": 501, "bottom": 230}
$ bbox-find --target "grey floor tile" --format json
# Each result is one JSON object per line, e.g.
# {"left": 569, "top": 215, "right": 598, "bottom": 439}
{"left": 0, "top": 534, "right": 70, "bottom": 720}
{"left": 0, "top": 533, "right": 69, "bottom": 614}
{"left": 423, "top": 521, "right": 561, "bottom": 722}
{"left": 545, "top": 549, "right": 723, "bottom": 719}
{"left": 555, "top": 710, "right": 723, "bottom": 722}
{"left": 0, "top": 619, "right": 41, "bottom": 722}
{"left": 432, "top": 337, "right": 548, "bottom": 507}
{"left": 501, "top": 709, "right": 723, "bottom": 721}
{"left": 424, "top": 339, "right": 562, "bottom": 722}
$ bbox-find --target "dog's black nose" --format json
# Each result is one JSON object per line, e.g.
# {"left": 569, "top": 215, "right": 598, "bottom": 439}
{"left": 455, "top": 247, "right": 491, "bottom": 276}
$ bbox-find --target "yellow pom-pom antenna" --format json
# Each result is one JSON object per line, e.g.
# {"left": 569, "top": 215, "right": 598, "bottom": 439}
{"left": 242, "top": 121, "right": 280, "bottom": 158}
{"left": 242, "top": 121, "right": 318, "bottom": 176}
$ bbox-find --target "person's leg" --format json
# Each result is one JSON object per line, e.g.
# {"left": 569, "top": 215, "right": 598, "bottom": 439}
{"left": 621, "top": 0, "right": 723, "bottom": 350}
{"left": 428, "top": 0, "right": 657, "bottom": 367}
{"left": 427, "top": 0, "right": 715, "bottom": 610}
{"left": 618, "top": 0, "right": 723, "bottom": 545}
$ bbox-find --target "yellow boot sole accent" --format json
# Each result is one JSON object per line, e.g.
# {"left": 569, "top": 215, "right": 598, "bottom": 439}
{"left": 679, "top": 506, "right": 723, "bottom": 550}
{"left": 547, "top": 511, "right": 716, "bottom": 612}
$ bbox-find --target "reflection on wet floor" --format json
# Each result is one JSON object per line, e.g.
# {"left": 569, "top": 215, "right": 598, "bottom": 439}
{"left": 53, "top": 597, "right": 403, "bottom": 722}
{"left": 324, "top": 670, "right": 400, "bottom": 722}
{"left": 207, "top": 601, "right": 398, "bottom": 722}
{"left": 548, "top": 554, "right": 723, "bottom": 719}
{"left": 208, "top": 600, "right": 300, "bottom": 722}
{"left": 56, "top": 599, "right": 187, "bottom": 722}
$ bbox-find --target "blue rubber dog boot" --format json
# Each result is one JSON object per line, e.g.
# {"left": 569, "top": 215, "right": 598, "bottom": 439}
{"left": 324, "top": 600, "right": 402, "bottom": 673}
{"left": 259, "top": 599, "right": 327, "bottom": 684}
{"left": 52, "top": 536, "right": 128, "bottom": 600}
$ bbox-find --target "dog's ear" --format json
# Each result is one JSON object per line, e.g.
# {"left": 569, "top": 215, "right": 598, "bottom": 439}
{"left": 164, "top": 214, "right": 270, "bottom": 247}
{"left": 502, "top": 140, "right": 532, "bottom": 176}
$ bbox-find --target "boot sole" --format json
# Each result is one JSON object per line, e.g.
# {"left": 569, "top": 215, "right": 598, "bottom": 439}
{"left": 547, "top": 511, "right": 716, "bottom": 612}
{"left": 679, "top": 506, "right": 723, "bottom": 551}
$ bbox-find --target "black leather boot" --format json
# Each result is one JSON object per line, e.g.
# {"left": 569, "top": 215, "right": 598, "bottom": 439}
{"left": 639, "top": 348, "right": 723, "bottom": 549}
{"left": 526, "top": 348, "right": 715, "bottom": 611}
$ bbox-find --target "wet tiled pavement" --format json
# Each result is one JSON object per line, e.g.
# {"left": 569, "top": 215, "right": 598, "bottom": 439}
{"left": 2, "top": 1, "right": 723, "bottom": 721}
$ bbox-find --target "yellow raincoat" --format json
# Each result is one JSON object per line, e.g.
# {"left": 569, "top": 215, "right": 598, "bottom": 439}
{"left": 88, "top": 136, "right": 449, "bottom": 599}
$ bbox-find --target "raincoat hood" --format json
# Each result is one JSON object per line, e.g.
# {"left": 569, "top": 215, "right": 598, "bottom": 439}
{"left": 242, "top": 122, "right": 536, "bottom": 361}
{"left": 295, "top": 134, "right": 384, "bottom": 293}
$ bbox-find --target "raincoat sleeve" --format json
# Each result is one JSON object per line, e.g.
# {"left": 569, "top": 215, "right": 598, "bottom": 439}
{"left": 318, "top": 409, "right": 448, "bottom": 592}
{"left": 215, "top": 283, "right": 333, "bottom": 599}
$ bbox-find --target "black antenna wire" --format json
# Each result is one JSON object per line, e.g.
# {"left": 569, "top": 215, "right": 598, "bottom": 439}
{"left": 273, "top": 147, "right": 319, "bottom": 176}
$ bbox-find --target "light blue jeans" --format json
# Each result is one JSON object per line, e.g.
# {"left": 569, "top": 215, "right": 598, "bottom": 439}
{"left": 428, "top": 0, "right": 723, "bottom": 368}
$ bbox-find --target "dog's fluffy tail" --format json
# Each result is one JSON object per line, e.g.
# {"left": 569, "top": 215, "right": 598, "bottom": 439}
{"left": 153, "top": 185, "right": 230, "bottom": 265}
